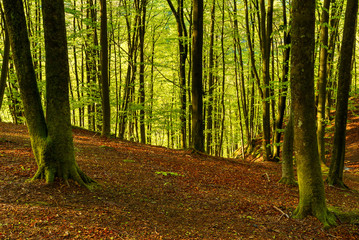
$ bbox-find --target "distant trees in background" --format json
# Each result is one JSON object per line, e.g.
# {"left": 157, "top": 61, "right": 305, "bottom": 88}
{"left": 0, "top": 0, "right": 358, "bottom": 158}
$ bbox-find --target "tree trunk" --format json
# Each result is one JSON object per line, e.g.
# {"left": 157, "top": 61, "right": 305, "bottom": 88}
{"left": 272, "top": 0, "right": 290, "bottom": 160}
{"left": 138, "top": 0, "right": 147, "bottom": 144}
{"left": 166, "top": 0, "right": 188, "bottom": 149}
{"left": 0, "top": 20, "right": 10, "bottom": 112}
{"left": 278, "top": 111, "right": 296, "bottom": 185}
{"left": 327, "top": 0, "right": 358, "bottom": 188}
{"left": 259, "top": 0, "right": 274, "bottom": 162}
{"left": 191, "top": 0, "right": 204, "bottom": 152}
{"left": 316, "top": 0, "right": 331, "bottom": 165}
{"left": 206, "top": 0, "right": 215, "bottom": 154}
{"left": 100, "top": 0, "right": 111, "bottom": 137}
{"left": 3, "top": 0, "right": 95, "bottom": 188}
{"left": 290, "top": 0, "right": 335, "bottom": 228}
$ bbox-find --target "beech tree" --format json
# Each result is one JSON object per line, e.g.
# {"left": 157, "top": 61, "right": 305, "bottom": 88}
{"left": 191, "top": 0, "right": 204, "bottom": 152}
{"left": 0, "top": 21, "right": 9, "bottom": 112}
{"left": 100, "top": 0, "right": 111, "bottom": 137}
{"left": 327, "top": 0, "right": 358, "bottom": 188}
{"left": 290, "top": 0, "right": 335, "bottom": 227}
{"left": 3, "top": 0, "right": 95, "bottom": 188}
{"left": 316, "top": 0, "right": 331, "bottom": 165}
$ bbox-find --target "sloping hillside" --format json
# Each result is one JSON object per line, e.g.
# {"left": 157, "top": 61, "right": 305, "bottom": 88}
{"left": 0, "top": 121, "right": 359, "bottom": 239}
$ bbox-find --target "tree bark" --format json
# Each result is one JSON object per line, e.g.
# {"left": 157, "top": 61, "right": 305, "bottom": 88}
{"left": 3, "top": 0, "right": 95, "bottom": 188}
{"left": 166, "top": 0, "right": 188, "bottom": 149}
{"left": 259, "top": 0, "right": 274, "bottom": 162}
{"left": 0, "top": 20, "right": 10, "bottom": 112}
{"left": 100, "top": 0, "right": 111, "bottom": 137}
{"left": 138, "top": 0, "right": 147, "bottom": 144}
{"left": 273, "top": 0, "right": 290, "bottom": 160}
{"left": 206, "top": 0, "right": 215, "bottom": 154}
{"left": 327, "top": 0, "right": 358, "bottom": 188}
{"left": 291, "top": 0, "right": 335, "bottom": 228}
{"left": 278, "top": 111, "right": 296, "bottom": 185}
{"left": 191, "top": 0, "right": 204, "bottom": 152}
{"left": 316, "top": 0, "right": 331, "bottom": 165}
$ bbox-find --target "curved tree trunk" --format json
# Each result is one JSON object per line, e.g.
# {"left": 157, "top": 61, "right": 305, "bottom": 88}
{"left": 291, "top": 0, "right": 335, "bottom": 228}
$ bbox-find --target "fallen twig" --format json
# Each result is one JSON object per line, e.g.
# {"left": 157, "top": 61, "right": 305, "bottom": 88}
{"left": 273, "top": 205, "right": 289, "bottom": 219}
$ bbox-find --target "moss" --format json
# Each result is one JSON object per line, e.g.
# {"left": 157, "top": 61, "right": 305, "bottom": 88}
{"left": 278, "top": 177, "right": 298, "bottom": 186}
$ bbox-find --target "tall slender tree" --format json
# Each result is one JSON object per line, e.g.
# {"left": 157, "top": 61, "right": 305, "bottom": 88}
{"left": 259, "top": 0, "right": 274, "bottom": 162}
{"left": 290, "top": 0, "right": 335, "bottom": 227}
{"left": 166, "top": 0, "right": 188, "bottom": 149}
{"left": 327, "top": 0, "right": 358, "bottom": 188}
{"left": 191, "top": 0, "right": 204, "bottom": 152}
{"left": 138, "top": 0, "right": 147, "bottom": 144}
{"left": 0, "top": 12, "right": 10, "bottom": 112}
{"left": 273, "top": 0, "right": 290, "bottom": 160}
{"left": 316, "top": 0, "right": 331, "bottom": 165}
{"left": 100, "top": 0, "right": 111, "bottom": 137}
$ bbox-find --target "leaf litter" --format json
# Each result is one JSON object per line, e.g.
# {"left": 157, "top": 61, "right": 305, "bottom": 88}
{"left": 0, "top": 120, "right": 359, "bottom": 239}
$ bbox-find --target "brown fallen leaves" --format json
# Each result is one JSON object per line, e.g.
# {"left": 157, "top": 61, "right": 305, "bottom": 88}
{"left": 0, "top": 121, "right": 359, "bottom": 239}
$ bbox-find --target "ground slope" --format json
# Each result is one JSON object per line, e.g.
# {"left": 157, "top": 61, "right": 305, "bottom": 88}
{"left": 0, "top": 121, "right": 359, "bottom": 239}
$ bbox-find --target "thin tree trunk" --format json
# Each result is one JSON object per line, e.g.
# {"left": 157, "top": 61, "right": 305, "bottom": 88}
{"left": 260, "top": 0, "right": 274, "bottom": 161}
{"left": 191, "top": 0, "right": 204, "bottom": 152}
{"left": 206, "top": 0, "right": 215, "bottom": 154}
{"left": 316, "top": 0, "right": 331, "bottom": 165}
{"left": 0, "top": 15, "right": 10, "bottom": 112}
{"left": 138, "top": 0, "right": 147, "bottom": 144}
{"left": 100, "top": 0, "right": 111, "bottom": 136}
{"left": 273, "top": 0, "right": 290, "bottom": 160}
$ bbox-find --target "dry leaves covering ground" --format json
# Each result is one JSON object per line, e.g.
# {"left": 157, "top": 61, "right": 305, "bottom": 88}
{"left": 0, "top": 113, "right": 359, "bottom": 239}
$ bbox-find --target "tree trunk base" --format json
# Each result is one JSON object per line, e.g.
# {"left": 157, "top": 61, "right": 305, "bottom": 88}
{"left": 278, "top": 177, "right": 297, "bottom": 186}
{"left": 30, "top": 164, "right": 97, "bottom": 190}
{"left": 293, "top": 205, "right": 337, "bottom": 229}
{"left": 326, "top": 177, "right": 349, "bottom": 190}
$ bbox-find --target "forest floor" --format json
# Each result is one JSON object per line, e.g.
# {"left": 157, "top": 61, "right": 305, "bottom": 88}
{"left": 1, "top": 109, "right": 359, "bottom": 239}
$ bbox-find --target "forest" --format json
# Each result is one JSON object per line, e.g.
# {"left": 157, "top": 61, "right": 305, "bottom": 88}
{"left": 0, "top": 0, "right": 359, "bottom": 238}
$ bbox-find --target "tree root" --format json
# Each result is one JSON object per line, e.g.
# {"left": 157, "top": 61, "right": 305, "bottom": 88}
{"left": 278, "top": 177, "right": 298, "bottom": 186}
{"left": 29, "top": 164, "right": 98, "bottom": 190}
{"left": 326, "top": 178, "right": 349, "bottom": 190}
{"left": 293, "top": 206, "right": 337, "bottom": 229}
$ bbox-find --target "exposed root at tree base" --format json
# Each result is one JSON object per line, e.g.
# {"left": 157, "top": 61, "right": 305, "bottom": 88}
{"left": 326, "top": 178, "right": 350, "bottom": 190}
{"left": 293, "top": 207, "right": 337, "bottom": 229}
{"left": 30, "top": 165, "right": 98, "bottom": 190}
{"left": 278, "top": 177, "right": 298, "bottom": 186}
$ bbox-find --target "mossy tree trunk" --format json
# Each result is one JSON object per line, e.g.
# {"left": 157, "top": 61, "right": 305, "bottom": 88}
{"left": 327, "top": 0, "right": 358, "bottom": 188}
{"left": 290, "top": 0, "right": 335, "bottom": 228}
{"left": 279, "top": 111, "right": 296, "bottom": 185}
{"left": 3, "top": 0, "right": 95, "bottom": 188}
{"left": 0, "top": 16, "right": 10, "bottom": 113}
{"left": 316, "top": 0, "right": 330, "bottom": 166}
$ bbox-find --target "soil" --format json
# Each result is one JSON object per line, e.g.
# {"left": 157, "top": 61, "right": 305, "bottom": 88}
{"left": 0, "top": 112, "right": 359, "bottom": 239}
